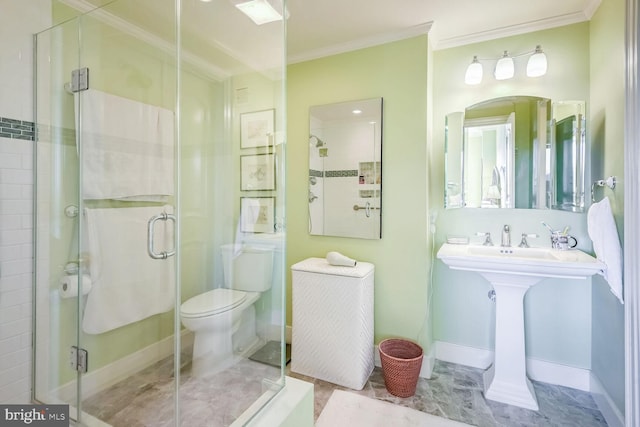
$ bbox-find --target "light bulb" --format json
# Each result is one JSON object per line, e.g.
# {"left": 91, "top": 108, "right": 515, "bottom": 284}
{"left": 527, "top": 45, "right": 548, "bottom": 77}
{"left": 465, "top": 56, "right": 483, "bottom": 85}
{"left": 494, "top": 51, "right": 514, "bottom": 80}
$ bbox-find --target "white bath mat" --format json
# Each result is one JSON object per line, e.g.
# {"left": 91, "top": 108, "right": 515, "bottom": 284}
{"left": 316, "top": 390, "right": 473, "bottom": 427}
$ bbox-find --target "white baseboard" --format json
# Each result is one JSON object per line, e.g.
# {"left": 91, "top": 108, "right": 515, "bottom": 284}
{"left": 590, "top": 373, "right": 625, "bottom": 427}
{"left": 526, "top": 358, "right": 590, "bottom": 391}
{"left": 435, "top": 341, "right": 493, "bottom": 369}
{"left": 374, "top": 343, "right": 435, "bottom": 379}
{"left": 434, "top": 340, "right": 591, "bottom": 391}
{"left": 56, "top": 330, "right": 194, "bottom": 402}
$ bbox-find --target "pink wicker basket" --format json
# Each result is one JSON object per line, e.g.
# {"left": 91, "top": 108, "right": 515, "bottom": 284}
{"left": 378, "top": 338, "right": 423, "bottom": 397}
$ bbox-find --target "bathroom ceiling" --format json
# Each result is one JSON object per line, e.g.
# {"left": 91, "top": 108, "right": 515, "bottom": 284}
{"left": 62, "top": 0, "right": 600, "bottom": 78}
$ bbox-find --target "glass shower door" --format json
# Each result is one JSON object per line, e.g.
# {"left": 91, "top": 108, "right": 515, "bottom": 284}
{"left": 34, "top": 2, "right": 180, "bottom": 425}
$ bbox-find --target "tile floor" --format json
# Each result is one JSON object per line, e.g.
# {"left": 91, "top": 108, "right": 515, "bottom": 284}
{"left": 81, "top": 352, "right": 608, "bottom": 427}
{"left": 82, "top": 353, "right": 281, "bottom": 427}
{"left": 288, "top": 360, "right": 609, "bottom": 427}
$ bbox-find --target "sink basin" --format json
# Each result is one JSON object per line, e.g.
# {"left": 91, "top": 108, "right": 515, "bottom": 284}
{"left": 437, "top": 243, "right": 604, "bottom": 410}
{"left": 437, "top": 243, "right": 605, "bottom": 280}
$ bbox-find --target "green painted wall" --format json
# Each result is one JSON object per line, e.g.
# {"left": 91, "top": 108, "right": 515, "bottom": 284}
{"left": 287, "top": 36, "right": 431, "bottom": 348}
{"left": 589, "top": 0, "right": 626, "bottom": 414}
{"left": 432, "top": 23, "right": 597, "bottom": 367}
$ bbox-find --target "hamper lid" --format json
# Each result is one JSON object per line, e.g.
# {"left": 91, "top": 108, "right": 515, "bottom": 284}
{"left": 291, "top": 257, "right": 374, "bottom": 278}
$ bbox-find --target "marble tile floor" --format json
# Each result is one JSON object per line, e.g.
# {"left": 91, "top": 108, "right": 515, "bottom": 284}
{"left": 288, "top": 360, "right": 609, "bottom": 427}
{"left": 79, "top": 354, "right": 608, "bottom": 427}
{"left": 81, "top": 352, "right": 281, "bottom": 427}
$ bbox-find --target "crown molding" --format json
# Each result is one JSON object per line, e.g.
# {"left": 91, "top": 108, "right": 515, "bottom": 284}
{"left": 583, "top": 0, "right": 604, "bottom": 20}
{"left": 432, "top": 9, "right": 597, "bottom": 51}
{"left": 287, "top": 21, "right": 433, "bottom": 64}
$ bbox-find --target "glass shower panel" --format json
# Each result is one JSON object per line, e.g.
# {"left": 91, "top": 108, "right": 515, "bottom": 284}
{"left": 177, "top": 1, "right": 286, "bottom": 424}
{"left": 34, "top": 14, "right": 82, "bottom": 415}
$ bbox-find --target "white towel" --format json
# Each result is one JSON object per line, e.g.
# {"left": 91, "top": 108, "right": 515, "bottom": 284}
{"left": 82, "top": 206, "right": 175, "bottom": 334}
{"left": 587, "top": 197, "right": 623, "bottom": 303}
{"left": 75, "top": 89, "right": 174, "bottom": 200}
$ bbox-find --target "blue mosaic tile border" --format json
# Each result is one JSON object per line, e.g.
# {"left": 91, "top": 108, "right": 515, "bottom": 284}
{"left": 325, "top": 169, "right": 358, "bottom": 178}
{"left": 0, "top": 117, "right": 35, "bottom": 141}
{"left": 308, "top": 169, "right": 359, "bottom": 178}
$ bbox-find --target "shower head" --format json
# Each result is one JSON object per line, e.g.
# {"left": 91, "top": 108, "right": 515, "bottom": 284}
{"left": 309, "top": 134, "right": 325, "bottom": 147}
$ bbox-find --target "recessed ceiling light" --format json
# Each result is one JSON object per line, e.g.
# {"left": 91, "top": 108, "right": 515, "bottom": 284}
{"left": 235, "top": 0, "right": 282, "bottom": 25}
{"left": 352, "top": 109, "right": 362, "bottom": 115}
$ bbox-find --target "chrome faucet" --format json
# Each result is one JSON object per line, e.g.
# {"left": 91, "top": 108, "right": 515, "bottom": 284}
{"left": 476, "top": 231, "right": 493, "bottom": 246}
{"left": 518, "top": 233, "right": 539, "bottom": 248}
{"left": 501, "top": 224, "right": 511, "bottom": 247}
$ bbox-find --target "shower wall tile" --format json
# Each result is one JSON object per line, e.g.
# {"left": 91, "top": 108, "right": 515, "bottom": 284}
{"left": 0, "top": 1, "right": 50, "bottom": 121}
{"left": 0, "top": 136, "right": 34, "bottom": 404}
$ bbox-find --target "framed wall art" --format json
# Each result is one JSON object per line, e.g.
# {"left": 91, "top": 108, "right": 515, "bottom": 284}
{"left": 240, "top": 109, "right": 275, "bottom": 149}
{"left": 240, "top": 153, "right": 275, "bottom": 190}
{"left": 240, "top": 197, "right": 275, "bottom": 233}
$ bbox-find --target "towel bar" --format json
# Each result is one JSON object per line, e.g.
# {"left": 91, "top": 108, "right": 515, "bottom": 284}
{"left": 591, "top": 176, "right": 616, "bottom": 202}
{"left": 352, "top": 205, "right": 381, "bottom": 211}
{"left": 353, "top": 203, "right": 381, "bottom": 218}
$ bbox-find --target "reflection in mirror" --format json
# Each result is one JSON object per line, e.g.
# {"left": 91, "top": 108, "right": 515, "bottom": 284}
{"left": 308, "top": 98, "right": 383, "bottom": 239}
{"left": 445, "top": 96, "right": 585, "bottom": 212}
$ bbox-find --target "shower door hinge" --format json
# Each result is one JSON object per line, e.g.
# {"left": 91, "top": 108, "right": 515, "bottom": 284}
{"left": 71, "top": 67, "right": 89, "bottom": 92}
{"left": 69, "top": 346, "right": 88, "bottom": 373}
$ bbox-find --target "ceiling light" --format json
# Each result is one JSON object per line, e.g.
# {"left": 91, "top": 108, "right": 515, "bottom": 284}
{"left": 526, "top": 45, "right": 548, "bottom": 77}
{"left": 494, "top": 51, "right": 514, "bottom": 80}
{"left": 352, "top": 109, "right": 362, "bottom": 115}
{"left": 235, "top": 0, "right": 282, "bottom": 25}
{"left": 464, "top": 56, "right": 483, "bottom": 85}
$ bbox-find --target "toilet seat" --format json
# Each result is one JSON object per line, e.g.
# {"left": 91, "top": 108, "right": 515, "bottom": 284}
{"left": 181, "top": 288, "right": 246, "bottom": 318}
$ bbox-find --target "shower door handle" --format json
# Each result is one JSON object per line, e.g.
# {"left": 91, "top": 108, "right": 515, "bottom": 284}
{"left": 147, "top": 212, "right": 176, "bottom": 259}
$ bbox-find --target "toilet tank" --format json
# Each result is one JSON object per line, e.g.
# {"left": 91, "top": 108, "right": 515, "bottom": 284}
{"left": 221, "top": 244, "right": 274, "bottom": 291}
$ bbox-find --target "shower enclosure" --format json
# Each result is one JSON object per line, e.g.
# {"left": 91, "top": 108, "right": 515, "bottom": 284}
{"left": 33, "top": 1, "right": 286, "bottom": 425}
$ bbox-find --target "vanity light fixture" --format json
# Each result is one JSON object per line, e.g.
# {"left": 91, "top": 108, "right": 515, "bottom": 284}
{"left": 235, "top": 0, "right": 283, "bottom": 25}
{"left": 464, "top": 45, "right": 548, "bottom": 85}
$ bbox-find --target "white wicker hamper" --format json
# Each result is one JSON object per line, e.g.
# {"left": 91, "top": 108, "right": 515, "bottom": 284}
{"left": 291, "top": 257, "right": 374, "bottom": 390}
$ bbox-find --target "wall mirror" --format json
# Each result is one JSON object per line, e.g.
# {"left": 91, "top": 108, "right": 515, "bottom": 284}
{"left": 308, "top": 97, "right": 383, "bottom": 239}
{"left": 445, "top": 96, "right": 586, "bottom": 211}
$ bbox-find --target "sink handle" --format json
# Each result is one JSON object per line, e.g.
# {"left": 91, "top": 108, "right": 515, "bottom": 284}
{"left": 518, "top": 233, "right": 539, "bottom": 248}
{"left": 476, "top": 231, "right": 493, "bottom": 246}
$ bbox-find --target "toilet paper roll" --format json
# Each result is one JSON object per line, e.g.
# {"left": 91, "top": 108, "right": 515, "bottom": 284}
{"left": 326, "top": 251, "right": 357, "bottom": 267}
{"left": 59, "top": 274, "right": 92, "bottom": 298}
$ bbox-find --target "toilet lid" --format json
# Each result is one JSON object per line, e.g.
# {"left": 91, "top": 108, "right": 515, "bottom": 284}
{"left": 180, "top": 289, "right": 246, "bottom": 317}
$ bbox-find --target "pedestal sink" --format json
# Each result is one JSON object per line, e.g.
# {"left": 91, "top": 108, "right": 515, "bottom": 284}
{"left": 437, "top": 243, "right": 605, "bottom": 410}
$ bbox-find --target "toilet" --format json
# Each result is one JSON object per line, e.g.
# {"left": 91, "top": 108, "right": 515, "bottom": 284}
{"left": 180, "top": 244, "right": 274, "bottom": 377}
